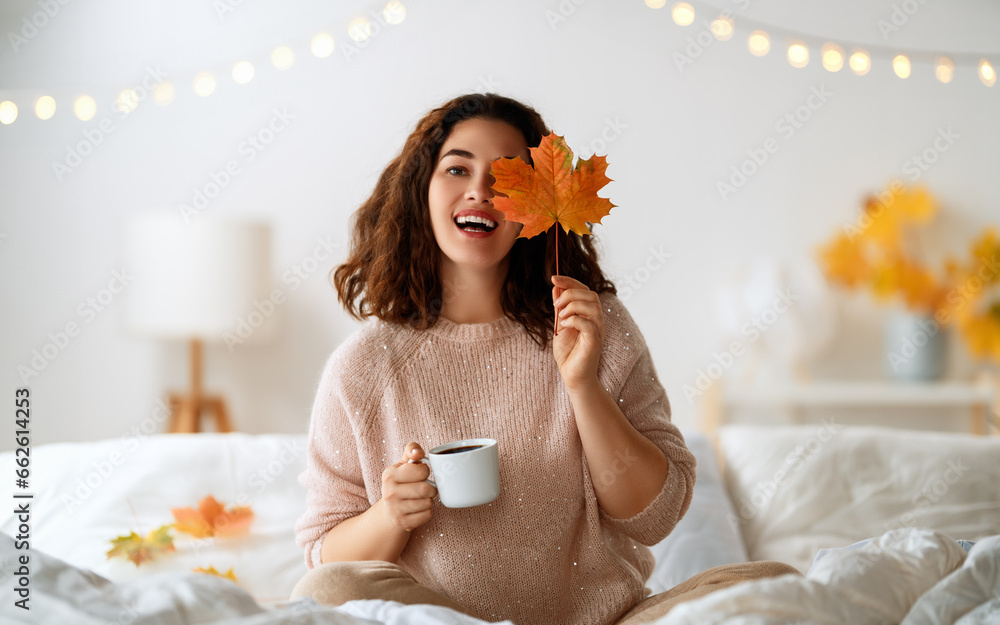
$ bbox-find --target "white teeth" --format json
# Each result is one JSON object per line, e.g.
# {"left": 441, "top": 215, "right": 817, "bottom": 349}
{"left": 455, "top": 215, "right": 498, "bottom": 229}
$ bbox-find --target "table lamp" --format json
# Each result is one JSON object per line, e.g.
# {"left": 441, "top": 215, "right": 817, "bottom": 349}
{"left": 124, "top": 211, "right": 271, "bottom": 433}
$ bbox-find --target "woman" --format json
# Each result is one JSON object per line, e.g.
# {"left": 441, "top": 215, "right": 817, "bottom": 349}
{"left": 292, "top": 93, "right": 791, "bottom": 624}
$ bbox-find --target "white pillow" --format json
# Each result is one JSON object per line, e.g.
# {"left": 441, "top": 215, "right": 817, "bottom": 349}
{"left": 645, "top": 430, "right": 748, "bottom": 593}
{"left": 718, "top": 423, "right": 1000, "bottom": 574}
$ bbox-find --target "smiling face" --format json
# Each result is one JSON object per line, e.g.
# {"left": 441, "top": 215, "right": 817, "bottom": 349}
{"left": 428, "top": 117, "right": 529, "bottom": 278}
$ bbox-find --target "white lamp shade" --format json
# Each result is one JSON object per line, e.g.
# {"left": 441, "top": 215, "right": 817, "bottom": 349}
{"left": 123, "top": 211, "right": 271, "bottom": 341}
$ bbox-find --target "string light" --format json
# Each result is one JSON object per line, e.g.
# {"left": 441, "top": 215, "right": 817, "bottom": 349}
{"left": 671, "top": 3, "right": 695, "bottom": 26}
{"left": 348, "top": 17, "right": 372, "bottom": 42}
{"left": 0, "top": 101, "right": 17, "bottom": 125}
{"left": 645, "top": 0, "right": 667, "bottom": 8}
{"left": 787, "top": 41, "right": 809, "bottom": 68}
{"left": 711, "top": 15, "right": 734, "bottom": 41}
{"left": 849, "top": 49, "right": 871, "bottom": 76}
{"left": 35, "top": 96, "right": 56, "bottom": 120}
{"left": 980, "top": 59, "right": 996, "bottom": 87}
{"left": 232, "top": 61, "right": 255, "bottom": 84}
{"left": 935, "top": 57, "right": 954, "bottom": 83}
{"left": 116, "top": 89, "right": 139, "bottom": 114}
{"left": 193, "top": 73, "right": 216, "bottom": 97}
{"left": 821, "top": 43, "right": 843, "bottom": 72}
{"left": 271, "top": 46, "right": 295, "bottom": 70}
{"left": 74, "top": 95, "right": 96, "bottom": 121}
{"left": 748, "top": 30, "right": 769, "bottom": 56}
{"left": 383, "top": 1, "right": 406, "bottom": 24}
{"left": 892, "top": 55, "right": 911, "bottom": 79}
{"left": 153, "top": 81, "right": 175, "bottom": 106}
{"left": 311, "top": 33, "right": 335, "bottom": 58}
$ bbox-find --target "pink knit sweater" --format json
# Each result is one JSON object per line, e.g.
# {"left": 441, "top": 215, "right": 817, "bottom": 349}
{"left": 295, "top": 292, "right": 696, "bottom": 625}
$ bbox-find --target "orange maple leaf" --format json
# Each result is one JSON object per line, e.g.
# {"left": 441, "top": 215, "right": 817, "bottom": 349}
{"left": 171, "top": 495, "right": 254, "bottom": 538}
{"left": 106, "top": 524, "right": 175, "bottom": 566}
{"left": 490, "top": 132, "right": 615, "bottom": 240}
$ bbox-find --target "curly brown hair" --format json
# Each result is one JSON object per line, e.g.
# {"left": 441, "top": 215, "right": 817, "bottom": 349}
{"left": 332, "top": 93, "right": 616, "bottom": 349}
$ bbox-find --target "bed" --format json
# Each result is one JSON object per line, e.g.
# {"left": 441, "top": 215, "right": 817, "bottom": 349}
{"left": 1, "top": 425, "right": 998, "bottom": 624}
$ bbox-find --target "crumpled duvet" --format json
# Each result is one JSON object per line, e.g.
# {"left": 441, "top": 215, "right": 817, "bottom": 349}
{"left": 658, "top": 528, "right": 999, "bottom": 625}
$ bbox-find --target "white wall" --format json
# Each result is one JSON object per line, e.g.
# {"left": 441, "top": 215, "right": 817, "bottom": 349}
{"left": 1, "top": 0, "right": 998, "bottom": 451}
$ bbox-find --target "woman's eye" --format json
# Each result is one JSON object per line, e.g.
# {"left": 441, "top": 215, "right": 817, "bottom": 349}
{"left": 445, "top": 166, "right": 465, "bottom": 176}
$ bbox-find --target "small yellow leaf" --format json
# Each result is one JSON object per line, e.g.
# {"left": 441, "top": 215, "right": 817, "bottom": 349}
{"left": 193, "top": 565, "right": 238, "bottom": 583}
{"left": 106, "top": 525, "right": 175, "bottom": 566}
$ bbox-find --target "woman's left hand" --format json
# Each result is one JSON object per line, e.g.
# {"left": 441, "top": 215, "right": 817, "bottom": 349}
{"left": 552, "top": 275, "right": 605, "bottom": 392}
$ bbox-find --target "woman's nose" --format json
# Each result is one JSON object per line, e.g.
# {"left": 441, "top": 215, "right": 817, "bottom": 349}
{"left": 466, "top": 174, "right": 495, "bottom": 203}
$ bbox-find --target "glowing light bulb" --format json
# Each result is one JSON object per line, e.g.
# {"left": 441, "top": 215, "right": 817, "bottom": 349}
{"left": 116, "top": 89, "right": 139, "bottom": 114}
{"left": 671, "top": 2, "right": 694, "bottom": 26}
{"left": 383, "top": 1, "right": 406, "bottom": 24}
{"left": 645, "top": 0, "right": 667, "bottom": 8}
{"left": 935, "top": 57, "right": 954, "bottom": 83}
{"left": 154, "top": 81, "right": 175, "bottom": 106}
{"left": 311, "top": 33, "right": 335, "bottom": 58}
{"left": 787, "top": 42, "right": 809, "bottom": 68}
{"left": 74, "top": 95, "right": 96, "bottom": 121}
{"left": 980, "top": 59, "right": 996, "bottom": 87}
{"left": 0, "top": 101, "right": 17, "bottom": 125}
{"left": 348, "top": 17, "right": 372, "bottom": 42}
{"left": 232, "top": 61, "right": 255, "bottom": 84}
{"left": 193, "top": 73, "right": 216, "bottom": 97}
{"left": 272, "top": 46, "right": 294, "bottom": 70}
{"left": 821, "top": 43, "right": 843, "bottom": 72}
{"left": 892, "top": 55, "right": 911, "bottom": 79}
{"left": 748, "top": 30, "right": 770, "bottom": 56}
{"left": 35, "top": 95, "right": 56, "bottom": 120}
{"left": 849, "top": 50, "right": 870, "bottom": 76}
{"left": 711, "top": 15, "right": 734, "bottom": 41}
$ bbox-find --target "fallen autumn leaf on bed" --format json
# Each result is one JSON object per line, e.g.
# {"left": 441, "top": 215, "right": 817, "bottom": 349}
{"left": 171, "top": 495, "right": 254, "bottom": 538}
{"left": 106, "top": 524, "right": 175, "bottom": 566}
{"left": 490, "top": 132, "right": 614, "bottom": 240}
{"left": 194, "top": 565, "right": 239, "bottom": 583}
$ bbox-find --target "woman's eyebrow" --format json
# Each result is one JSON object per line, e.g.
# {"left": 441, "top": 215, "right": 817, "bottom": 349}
{"left": 439, "top": 148, "right": 474, "bottom": 161}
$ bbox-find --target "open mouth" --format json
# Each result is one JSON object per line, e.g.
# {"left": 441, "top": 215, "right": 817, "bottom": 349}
{"left": 454, "top": 215, "right": 498, "bottom": 233}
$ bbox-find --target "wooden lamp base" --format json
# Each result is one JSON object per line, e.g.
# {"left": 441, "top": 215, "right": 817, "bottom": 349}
{"left": 166, "top": 338, "right": 235, "bottom": 434}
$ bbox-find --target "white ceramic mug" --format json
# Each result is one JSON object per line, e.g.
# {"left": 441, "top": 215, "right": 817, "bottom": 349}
{"left": 416, "top": 438, "right": 500, "bottom": 508}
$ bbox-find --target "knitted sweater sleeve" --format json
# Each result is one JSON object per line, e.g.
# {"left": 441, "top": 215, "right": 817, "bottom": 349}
{"left": 293, "top": 342, "right": 374, "bottom": 569}
{"left": 592, "top": 294, "right": 697, "bottom": 546}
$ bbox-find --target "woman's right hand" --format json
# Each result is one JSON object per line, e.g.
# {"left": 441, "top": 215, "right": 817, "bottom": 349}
{"left": 380, "top": 442, "right": 437, "bottom": 531}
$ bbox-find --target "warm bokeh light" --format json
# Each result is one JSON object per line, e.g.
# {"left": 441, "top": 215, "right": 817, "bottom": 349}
{"left": 671, "top": 2, "right": 694, "bottom": 26}
{"left": 893, "top": 55, "right": 911, "bottom": 79}
{"left": 35, "top": 95, "right": 56, "bottom": 120}
{"left": 980, "top": 59, "right": 996, "bottom": 87}
{"left": 74, "top": 95, "right": 96, "bottom": 121}
{"left": 711, "top": 15, "right": 734, "bottom": 41}
{"left": 232, "top": 61, "right": 255, "bottom": 84}
{"left": 748, "top": 30, "right": 770, "bottom": 56}
{"left": 645, "top": 0, "right": 667, "bottom": 7}
{"left": 787, "top": 42, "right": 809, "bottom": 68}
{"left": 0, "top": 101, "right": 17, "bottom": 125}
{"left": 153, "top": 81, "right": 175, "bottom": 106}
{"left": 193, "top": 73, "right": 216, "bottom": 97}
{"left": 348, "top": 17, "right": 372, "bottom": 42}
{"left": 935, "top": 57, "right": 954, "bottom": 83}
{"left": 271, "top": 46, "right": 294, "bottom": 70}
{"left": 849, "top": 50, "right": 871, "bottom": 76}
{"left": 821, "top": 43, "right": 843, "bottom": 72}
{"left": 311, "top": 33, "right": 335, "bottom": 58}
{"left": 116, "top": 89, "right": 139, "bottom": 114}
{"left": 383, "top": 1, "right": 406, "bottom": 24}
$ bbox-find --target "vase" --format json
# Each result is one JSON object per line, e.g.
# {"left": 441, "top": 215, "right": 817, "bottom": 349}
{"left": 883, "top": 311, "right": 947, "bottom": 381}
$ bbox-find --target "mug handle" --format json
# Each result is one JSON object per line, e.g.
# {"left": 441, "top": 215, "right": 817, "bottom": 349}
{"left": 409, "top": 457, "right": 436, "bottom": 490}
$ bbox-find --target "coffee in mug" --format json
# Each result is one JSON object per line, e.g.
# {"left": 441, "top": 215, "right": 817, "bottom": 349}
{"left": 417, "top": 438, "right": 499, "bottom": 508}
